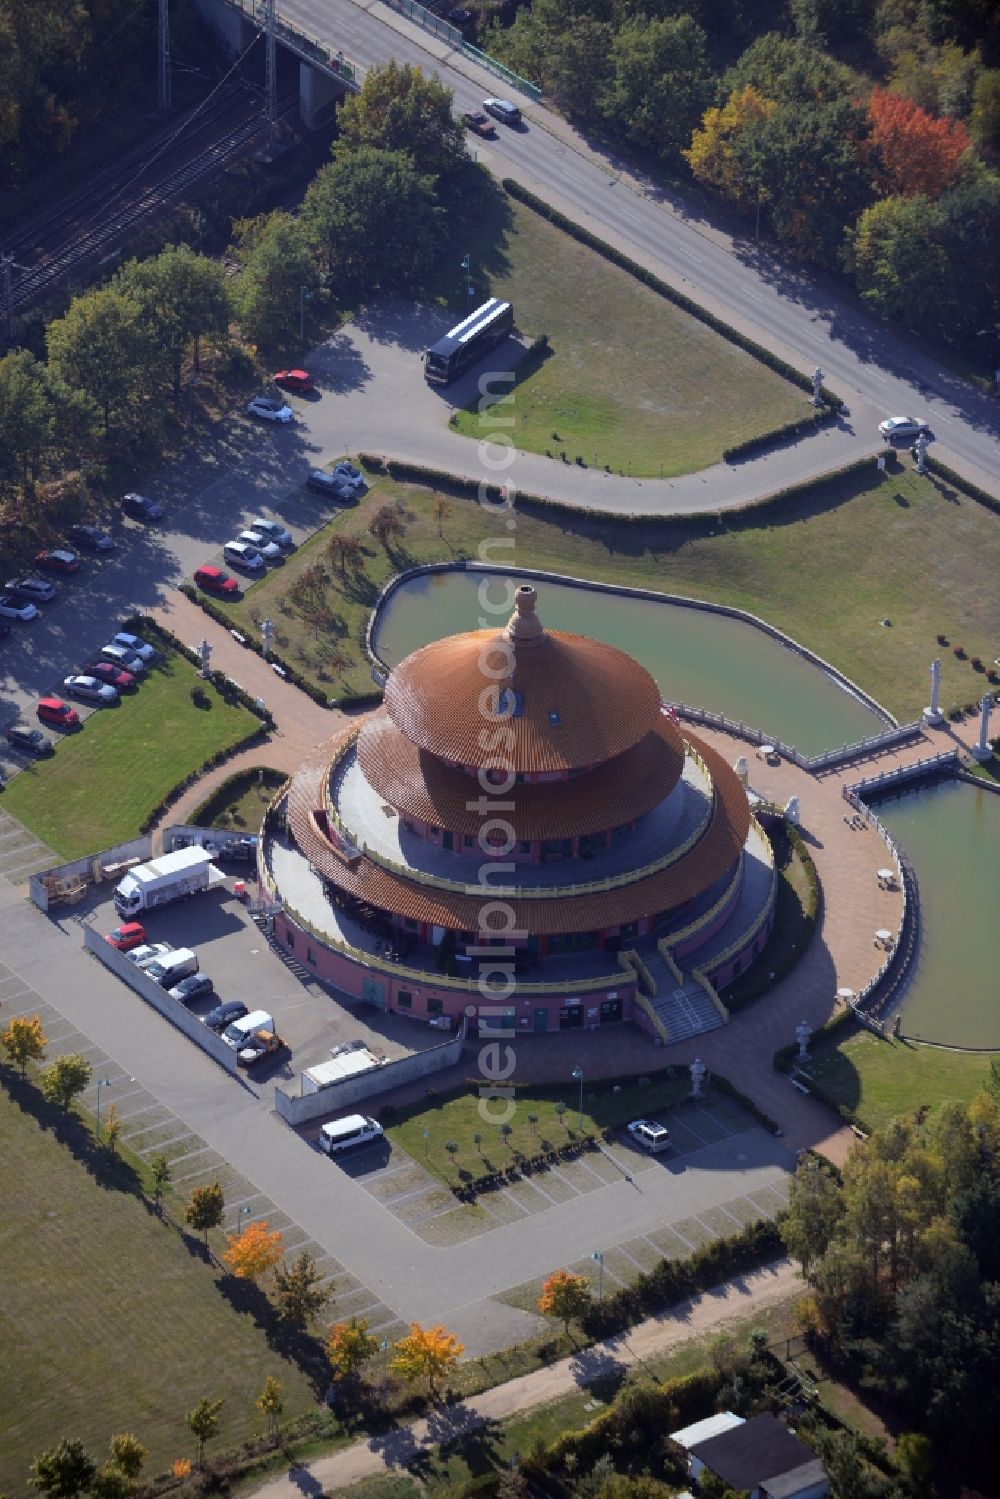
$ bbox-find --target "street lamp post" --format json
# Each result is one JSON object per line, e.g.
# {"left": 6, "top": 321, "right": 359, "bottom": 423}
{"left": 380, "top": 1337, "right": 390, "bottom": 1401}
{"left": 95, "top": 1077, "right": 112, "bottom": 1140}
{"left": 591, "top": 1249, "right": 604, "bottom": 1301}
{"left": 299, "top": 285, "right": 312, "bottom": 347}
{"left": 461, "top": 253, "right": 472, "bottom": 300}
{"left": 238, "top": 1206, "right": 253, "bottom": 1235}
{"left": 571, "top": 1065, "right": 584, "bottom": 1131}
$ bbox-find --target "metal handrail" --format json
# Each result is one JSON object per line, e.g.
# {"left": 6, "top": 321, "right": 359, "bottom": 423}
{"left": 656, "top": 938, "right": 683, "bottom": 983}
{"left": 633, "top": 989, "right": 669, "bottom": 1043}
{"left": 690, "top": 966, "right": 729, "bottom": 1023}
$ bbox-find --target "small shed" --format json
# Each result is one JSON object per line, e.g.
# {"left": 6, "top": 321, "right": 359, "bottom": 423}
{"left": 685, "top": 1414, "right": 828, "bottom": 1499}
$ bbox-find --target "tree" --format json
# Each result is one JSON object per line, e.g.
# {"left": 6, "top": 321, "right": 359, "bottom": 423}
{"left": 150, "top": 1154, "right": 171, "bottom": 1214}
{"left": 184, "top": 1182, "right": 225, "bottom": 1244}
{"left": 256, "top": 1376, "right": 284, "bottom": 1441}
{"left": 335, "top": 60, "right": 465, "bottom": 180}
{"left": 328, "top": 1315, "right": 379, "bottom": 1381}
{"left": 106, "top": 1435, "right": 146, "bottom": 1483}
{"left": 232, "top": 211, "right": 318, "bottom": 349}
{"left": 273, "top": 1249, "right": 331, "bottom": 1326}
{"left": 302, "top": 148, "right": 440, "bottom": 297}
{"left": 102, "top": 1103, "right": 122, "bottom": 1155}
{"left": 46, "top": 285, "right": 167, "bottom": 437}
{"left": 38, "top": 1055, "right": 91, "bottom": 1111}
{"left": 90, "top": 1467, "right": 133, "bottom": 1499}
{"left": 868, "top": 87, "right": 972, "bottom": 199}
{"left": 117, "top": 246, "right": 230, "bottom": 396}
{"left": 896, "top": 1432, "right": 934, "bottom": 1488}
{"left": 782, "top": 1156, "right": 846, "bottom": 1271}
{"left": 848, "top": 195, "right": 950, "bottom": 329}
{"left": 186, "top": 1398, "right": 224, "bottom": 1467}
{"left": 390, "top": 1322, "right": 463, "bottom": 1394}
{"left": 30, "top": 1440, "right": 97, "bottom": 1499}
{"left": 684, "top": 86, "right": 779, "bottom": 212}
{"left": 368, "top": 503, "right": 406, "bottom": 548}
{"left": 1, "top": 1013, "right": 47, "bottom": 1076}
{"left": 0, "top": 351, "right": 54, "bottom": 492}
{"left": 601, "top": 15, "right": 713, "bottom": 162}
{"left": 433, "top": 497, "right": 452, "bottom": 536}
{"left": 223, "top": 1218, "right": 284, "bottom": 1280}
{"left": 538, "top": 1269, "right": 592, "bottom": 1332}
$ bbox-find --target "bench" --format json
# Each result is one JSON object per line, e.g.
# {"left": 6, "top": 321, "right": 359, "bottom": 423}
{"left": 790, "top": 1078, "right": 811, "bottom": 1095}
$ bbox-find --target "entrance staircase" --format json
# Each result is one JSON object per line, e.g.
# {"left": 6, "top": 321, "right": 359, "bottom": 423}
{"left": 639, "top": 947, "right": 726, "bottom": 1042}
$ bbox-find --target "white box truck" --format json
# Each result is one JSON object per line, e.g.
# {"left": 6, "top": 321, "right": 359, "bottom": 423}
{"left": 114, "top": 846, "right": 227, "bottom": 917}
{"left": 222, "top": 1009, "right": 275, "bottom": 1050}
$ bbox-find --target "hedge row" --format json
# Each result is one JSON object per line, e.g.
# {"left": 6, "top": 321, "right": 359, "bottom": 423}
{"left": 927, "top": 454, "right": 1000, "bottom": 517}
{"left": 138, "top": 724, "right": 270, "bottom": 835}
{"left": 189, "top": 766, "right": 287, "bottom": 828}
{"left": 581, "top": 1217, "right": 784, "bottom": 1338}
{"left": 121, "top": 613, "right": 275, "bottom": 728}
{"left": 177, "top": 585, "right": 332, "bottom": 708}
{"left": 721, "top": 406, "right": 839, "bottom": 463}
{"left": 502, "top": 177, "right": 841, "bottom": 406}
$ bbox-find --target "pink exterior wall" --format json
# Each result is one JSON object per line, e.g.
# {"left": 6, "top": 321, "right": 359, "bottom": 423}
{"left": 672, "top": 871, "right": 742, "bottom": 961}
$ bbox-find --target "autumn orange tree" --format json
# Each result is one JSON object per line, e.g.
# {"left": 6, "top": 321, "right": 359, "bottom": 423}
{"left": 328, "top": 1315, "right": 379, "bottom": 1382}
{"left": 223, "top": 1219, "right": 284, "bottom": 1280}
{"left": 1, "top": 1013, "right": 47, "bottom": 1075}
{"left": 390, "top": 1322, "right": 464, "bottom": 1395}
{"left": 538, "top": 1269, "right": 592, "bottom": 1333}
{"left": 868, "top": 88, "right": 971, "bottom": 199}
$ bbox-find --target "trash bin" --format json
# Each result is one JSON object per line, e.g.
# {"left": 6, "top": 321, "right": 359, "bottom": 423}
{"left": 233, "top": 880, "right": 246, "bottom": 900}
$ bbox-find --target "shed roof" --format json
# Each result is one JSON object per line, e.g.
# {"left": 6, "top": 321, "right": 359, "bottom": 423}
{"left": 690, "top": 1414, "right": 816, "bottom": 1491}
{"left": 669, "top": 1412, "right": 744, "bottom": 1449}
{"left": 763, "top": 1457, "right": 828, "bottom": 1498}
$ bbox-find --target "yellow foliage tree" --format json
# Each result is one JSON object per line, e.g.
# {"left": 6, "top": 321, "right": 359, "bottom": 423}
{"left": 256, "top": 1375, "right": 284, "bottom": 1440}
{"left": 390, "top": 1322, "right": 463, "bottom": 1394}
{"left": 103, "top": 1103, "right": 122, "bottom": 1155}
{"left": 684, "top": 85, "right": 777, "bottom": 210}
{"left": 328, "top": 1316, "right": 379, "bottom": 1382}
{"left": 1, "top": 1014, "right": 47, "bottom": 1075}
{"left": 223, "top": 1219, "right": 284, "bottom": 1281}
{"left": 538, "top": 1268, "right": 592, "bottom": 1332}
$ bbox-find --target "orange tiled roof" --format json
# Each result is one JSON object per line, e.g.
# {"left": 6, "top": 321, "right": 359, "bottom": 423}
{"left": 355, "top": 708, "right": 685, "bottom": 841}
{"left": 285, "top": 728, "right": 749, "bottom": 936}
{"left": 383, "top": 586, "right": 662, "bottom": 774}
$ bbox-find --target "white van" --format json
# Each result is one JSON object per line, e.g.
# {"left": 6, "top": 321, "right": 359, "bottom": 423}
{"left": 319, "top": 1114, "right": 384, "bottom": 1155}
{"left": 222, "top": 1009, "right": 275, "bottom": 1050}
{"left": 145, "top": 948, "right": 199, "bottom": 988}
{"left": 223, "top": 540, "right": 265, "bottom": 573}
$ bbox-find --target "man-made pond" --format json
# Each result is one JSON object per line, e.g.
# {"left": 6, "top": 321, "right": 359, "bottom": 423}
{"left": 876, "top": 779, "right": 999, "bottom": 1049}
{"left": 373, "top": 569, "right": 884, "bottom": 757}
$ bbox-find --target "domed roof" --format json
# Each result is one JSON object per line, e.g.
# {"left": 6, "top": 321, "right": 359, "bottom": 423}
{"left": 383, "top": 585, "right": 663, "bottom": 773}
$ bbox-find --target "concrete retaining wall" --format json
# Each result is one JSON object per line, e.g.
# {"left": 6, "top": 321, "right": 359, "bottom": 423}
{"left": 83, "top": 926, "right": 238, "bottom": 1074}
{"left": 30, "top": 836, "right": 154, "bottom": 913}
{"left": 274, "top": 1029, "right": 465, "bottom": 1126}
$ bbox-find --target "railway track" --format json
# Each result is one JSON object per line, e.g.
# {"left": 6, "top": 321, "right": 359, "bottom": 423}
{"left": 5, "top": 85, "right": 298, "bottom": 315}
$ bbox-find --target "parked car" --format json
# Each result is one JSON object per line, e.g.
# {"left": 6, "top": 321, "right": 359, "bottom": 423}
{"left": 108, "top": 631, "right": 155, "bottom": 663}
{"left": 248, "top": 518, "right": 293, "bottom": 548}
{"left": 37, "top": 697, "right": 80, "bottom": 729}
{"left": 223, "top": 540, "right": 266, "bottom": 573}
{"left": 626, "top": 1119, "right": 672, "bottom": 1153}
{"left": 483, "top": 97, "right": 522, "bottom": 125}
{"left": 85, "top": 661, "right": 136, "bottom": 690}
{"left": 99, "top": 643, "right": 147, "bottom": 674}
{"left": 461, "top": 111, "right": 496, "bottom": 138}
{"left": 194, "top": 565, "right": 241, "bottom": 597}
{"left": 878, "top": 416, "right": 931, "bottom": 441}
{"left": 235, "top": 528, "right": 283, "bottom": 562}
{"left": 68, "top": 523, "right": 116, "bottom": 552}
{"left": 333, "top": 461, "right": 367, "bottom": 493}
{"left": 5, "top": 724, "right": 54, "bottom": 756}
{"left": 63, "top": 674, "right": 118, "bottom": 704}
{"left": 305, "top": 469, "right": 357, "bottom": 501}
{"left": 121, "top": 492, "right": 164, "bottom": 522}
{"left": 105, "top": 921, "right": 147, "bottom": 950}
{"left": 5, "top": 576, "right": 56, "bottom": 602}
{"left": 169, "top": 973, "right": 215, "bottom": 1005}
{"left": 204, "top": 1000, "right": 248, "bottom": 1032}
{"left": 0, "top": 594, "right": 39, "bottom": 621}
{"left": 35, "top": 548, "right": 80, "bottom": 574}
{"left": 272, "top": 369, "right": 314, "bottom": 393}
{"left": 128, "top": 942, "right": 172, "bottom": 969}
{"left": 246, "top": 396, "right": 294, "bottom": 424}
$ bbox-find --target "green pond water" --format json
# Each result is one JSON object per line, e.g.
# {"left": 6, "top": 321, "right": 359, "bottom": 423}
{"left": 876, "top": 779, "right": 999, "bottom": 1048}
{"left": 373, "top": 569, "right": 884, "bottom": 756}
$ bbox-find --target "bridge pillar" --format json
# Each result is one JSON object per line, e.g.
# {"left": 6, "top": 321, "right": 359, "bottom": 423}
{"left": 191, "top": 0, "right": 254, "bottom": 58}
{"left": 299, "top": 61, "right": 341, "bottom": 128}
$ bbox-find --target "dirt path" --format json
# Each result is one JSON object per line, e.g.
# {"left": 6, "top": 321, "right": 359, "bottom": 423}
{"left": 251, "top": 1259, "right": 801, "bottom": 1498}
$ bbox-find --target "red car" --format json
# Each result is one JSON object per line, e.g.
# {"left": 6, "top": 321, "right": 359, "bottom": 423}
{"left": 194, "top": 565, "right": 240, "bottom": 597}
{"left": 105, "top": 921, "right": 147, "bottom": 951}
{"left": 272, "top": 369, "right": 314, "bottom": 393}
{"left": 86, "top": 660, "right": 137, "bottom": 690}
{"left": 461, "top": 111, "right": 497, "bottom": 139}
{"left": 37, "top": 696, "right": 80, "bottom": 728}
{"left": 35, "top": 548, "right": 81, "bottom": 574}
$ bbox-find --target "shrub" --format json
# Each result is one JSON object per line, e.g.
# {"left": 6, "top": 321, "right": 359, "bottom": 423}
{"left": 722, "top": 407, "right": 839, "bottom": 463}
{"left": 936, "top": 633, "right": 948, "bottom": 645}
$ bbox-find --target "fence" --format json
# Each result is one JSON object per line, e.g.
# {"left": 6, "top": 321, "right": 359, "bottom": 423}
{"left": 274, "top": 1028, "right": 465, "bottom": 1125}
{"left": 847, "top": 749, "right": 959, "bottom": 800}
{"left": 83, "top": 926, "right": 238, "bottom": 1074}
{"left": 223, "top": 0, "right": 363, "bottom": 83}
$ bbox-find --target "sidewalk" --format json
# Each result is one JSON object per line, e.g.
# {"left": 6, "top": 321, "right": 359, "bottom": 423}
{"left": 251, "top": 1258, "right": 801, "bottom": 1497}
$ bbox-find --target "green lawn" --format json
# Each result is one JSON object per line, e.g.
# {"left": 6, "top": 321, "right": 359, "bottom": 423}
{"left": 385, "top": 1075, "right": 691, "bottom": 1188}
{"left": 805, "top": 1031, "right": 993, "bottom": 1131}
{"left": 212, "top": 460, "right": 998, "bottom": 723}
{"left": 190, "top": 767, "right": 287, "bottom": 834}
{"left": 0, "top": 1083, "right": 318, "bottom": 1498}
{"left": 1, "top": 650, "right": 259, "bottom": 859}
{"left": 449, "top": 198, "right": 806, "bottom": 476}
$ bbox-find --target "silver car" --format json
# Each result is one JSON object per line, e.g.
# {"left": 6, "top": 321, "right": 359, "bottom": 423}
{"left": 6, "top": 576, "right": 57, "bottom": 602}
{"left": 109, "top": 630, "right": 156, "bottom": 662}
{"left": 64, "top": 674, "right": 118, "bottom": 704}
{"left": 0, "top": 594, "right": 39, "bottom": 621}
{"left": 128, "top": 942, "right": 172, "bottom": 969}
{"left": 99, "top": 643, "right": 146, "bottom": 674}
{"left": 246, "top": 396, "right": 294, "bottom": 424}
{"left": 236, "top": 529, "right": 283, "bottom": 562}
{"left": 248, "top": 518, "right": 294, "bottom": 548}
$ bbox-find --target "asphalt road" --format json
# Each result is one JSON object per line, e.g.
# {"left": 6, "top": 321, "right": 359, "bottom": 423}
{"left": 283, "top": 0, "right": 1000, "bottom": 492}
